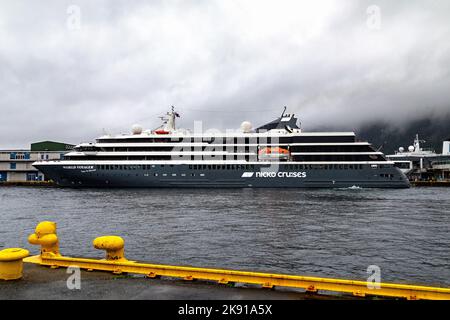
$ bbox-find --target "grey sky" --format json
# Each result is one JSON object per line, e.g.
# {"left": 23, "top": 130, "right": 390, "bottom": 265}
{"left": 0, "top": 0, "right": 449, "bottom": 148}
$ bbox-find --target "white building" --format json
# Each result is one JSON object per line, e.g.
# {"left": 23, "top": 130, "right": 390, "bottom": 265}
{"left": 0, "top": 141, "right": 74, "bottom": 182}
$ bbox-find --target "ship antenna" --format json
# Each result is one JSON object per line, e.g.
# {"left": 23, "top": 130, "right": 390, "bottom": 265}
{"left": 281, "top": 106, "right": 287, "bottom": 118}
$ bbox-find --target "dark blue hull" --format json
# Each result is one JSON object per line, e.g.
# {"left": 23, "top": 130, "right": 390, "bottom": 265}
{"left": 34, "top": 163, "right": 411, "bottom": 188}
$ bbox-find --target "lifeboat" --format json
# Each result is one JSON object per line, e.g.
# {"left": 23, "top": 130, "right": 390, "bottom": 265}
{"left": 258, "top": 147, "right": 290, "bottom": 161}
{"left": 154, "top": 129, "right": 170, "bottom": 135}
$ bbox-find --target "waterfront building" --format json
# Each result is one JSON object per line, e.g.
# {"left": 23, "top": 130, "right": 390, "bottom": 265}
{"left": 386, "top": 135, "right": 450, "bottom": 181}
{"left": 0, "top": 141, "right": 74, "bottom": 182}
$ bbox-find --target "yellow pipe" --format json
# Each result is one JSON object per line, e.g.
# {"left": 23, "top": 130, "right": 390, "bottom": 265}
{"left": 23, "top": 254, "right": 450, "bottom": 300}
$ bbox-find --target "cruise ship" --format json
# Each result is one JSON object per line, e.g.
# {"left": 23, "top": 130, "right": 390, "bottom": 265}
{"left": 386, "top": 134, "right": 450, "bottom": 178}
{"left": 33, "top": 107, "right": 410, "bottom": 188}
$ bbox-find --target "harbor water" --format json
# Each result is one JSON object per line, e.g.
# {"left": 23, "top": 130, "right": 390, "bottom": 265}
{"left": 0, "top": 186, "right": 448, "bottom": 287}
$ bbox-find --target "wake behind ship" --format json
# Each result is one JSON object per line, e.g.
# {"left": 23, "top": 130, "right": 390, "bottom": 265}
{"left": 33, "top": 107, "right": 410, "bottom": 188}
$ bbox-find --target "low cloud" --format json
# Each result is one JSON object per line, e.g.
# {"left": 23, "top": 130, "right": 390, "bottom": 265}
{"left": 0, "top": 0, "right": 449, "bottom": 148}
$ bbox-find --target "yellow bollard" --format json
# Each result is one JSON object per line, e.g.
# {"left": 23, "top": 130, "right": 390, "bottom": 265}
{"left": 0, "top": 248, "right": 29, "bottom": 280}
{"left": 28, "top": 221, "right": 60, "bottom": 257}
{"left": 93, "top": 236, "right": 127, "bottom": 261}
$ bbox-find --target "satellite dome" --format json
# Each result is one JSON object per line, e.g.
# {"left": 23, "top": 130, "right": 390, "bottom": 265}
{"left": 240, "top": 121, "right": 253, "bottom": 133}
{"left": 131, "top": 124, "right": 143, "bottom": 135}
{"left": 399, "top": 147, "right": 405, "bottom": 153}
{"left": 408, "top": 145, "right": 415, "bottom": 152}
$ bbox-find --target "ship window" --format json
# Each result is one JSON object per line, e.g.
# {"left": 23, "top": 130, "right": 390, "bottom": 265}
{"left": 189, "top": 165, "right": 192, "bottom": 169}
{"left": 154, "top": 173, "right": 158, "bottom": 176}
{"left": 208, "top": 165, "right": 212, "bottom": 170}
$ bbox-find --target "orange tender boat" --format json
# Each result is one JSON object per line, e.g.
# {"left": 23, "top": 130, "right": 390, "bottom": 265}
{"left": 258, "top": 147, "right": 290, "bottom": 161}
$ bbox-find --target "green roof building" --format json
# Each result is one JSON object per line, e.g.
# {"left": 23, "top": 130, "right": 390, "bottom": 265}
{"left": 31, "top": 141, "right": 75, "bottom": 152}
{"left": 1, "top": 141, "right": 74, "bottom": 183}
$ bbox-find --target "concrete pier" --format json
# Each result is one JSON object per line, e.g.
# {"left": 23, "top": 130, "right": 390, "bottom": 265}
{"left": 0, "top": 263, "right": 351, "bottom": 300}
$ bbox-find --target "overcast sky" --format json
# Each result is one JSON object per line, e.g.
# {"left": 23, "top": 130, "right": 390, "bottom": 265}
{"left": 1, "top": 0, "right": 449, "bottom": 148}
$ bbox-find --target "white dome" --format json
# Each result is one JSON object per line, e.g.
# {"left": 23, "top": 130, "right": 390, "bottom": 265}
{"left": 399, "top": 147, "right": 405, "bottom": 152}
{"left": 131, "top": 124, "right": 143, "bottom": 135}
{"left": 408, "top": 145, "right": 415, "bottom": 152}
{"left": 240, "top": 121, "right": 253, "bottom": 133}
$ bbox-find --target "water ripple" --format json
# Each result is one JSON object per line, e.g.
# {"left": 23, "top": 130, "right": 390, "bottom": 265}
{"left": 0, "top": 186, "right": 448, "bottom": 286}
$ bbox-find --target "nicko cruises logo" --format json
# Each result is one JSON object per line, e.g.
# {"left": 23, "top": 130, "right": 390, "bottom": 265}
{"left": 241, "top": 172, "right": 307, "bottom": 178}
